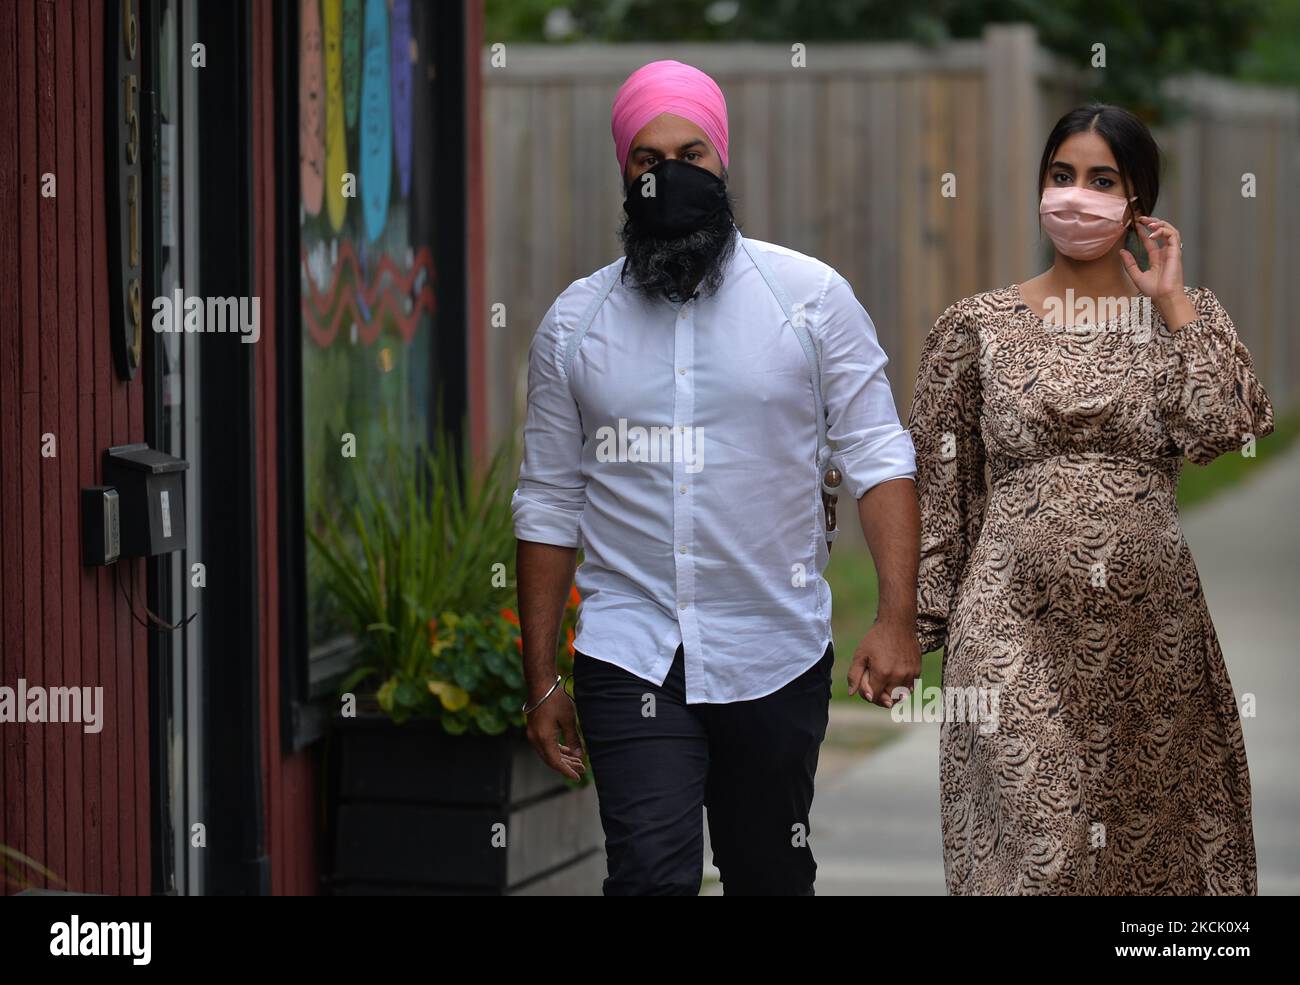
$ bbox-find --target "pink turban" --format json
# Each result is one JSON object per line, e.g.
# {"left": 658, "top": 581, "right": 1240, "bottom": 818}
{"left": 610, "top": 60, "right": 729, "bottom": 174}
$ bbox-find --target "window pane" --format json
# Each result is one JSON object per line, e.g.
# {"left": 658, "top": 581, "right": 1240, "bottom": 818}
{"left": 299, "top": 0, "right": 435, "bottom": 654}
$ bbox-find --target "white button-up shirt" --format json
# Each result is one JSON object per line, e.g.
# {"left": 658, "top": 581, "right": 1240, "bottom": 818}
{"left": 512, "top": 228, "right": 915, "bottom": 703}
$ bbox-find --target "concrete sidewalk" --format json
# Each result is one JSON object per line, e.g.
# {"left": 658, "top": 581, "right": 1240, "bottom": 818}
{"left": 1182, "top": 447, "right": 1300, "bottom": 895}
{"left": 808, "top": 720, "right": 944, "bottom": 894}
{"left": 712, "top": 446, "right": 1300, "bottom": 896}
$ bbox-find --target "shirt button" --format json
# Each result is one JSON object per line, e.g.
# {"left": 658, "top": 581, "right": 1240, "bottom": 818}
{"left": 678, "top": 602, "right": 688, "bottom": 610}
{"left": 678, "top": 546, "right": 687, "bottom": 554}
{"left": 679, "top": 485, "right": 686, "bottom": 494}
{"left": 678, "top": 368, "right": 686, "bottom": 375}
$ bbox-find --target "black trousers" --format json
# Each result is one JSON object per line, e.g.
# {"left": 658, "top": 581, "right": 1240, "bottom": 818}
{"left": 571, "top": 640, "right": 834, "bottom": 896}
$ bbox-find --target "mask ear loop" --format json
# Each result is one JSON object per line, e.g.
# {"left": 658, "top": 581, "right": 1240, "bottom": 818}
{"left": 1122, "top": 191, "right": 1143, "bottom": 261}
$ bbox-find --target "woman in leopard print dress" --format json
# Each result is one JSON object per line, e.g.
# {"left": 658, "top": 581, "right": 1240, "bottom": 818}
{"left": 909, "top": 105, "right": 1272, "bottom": 895}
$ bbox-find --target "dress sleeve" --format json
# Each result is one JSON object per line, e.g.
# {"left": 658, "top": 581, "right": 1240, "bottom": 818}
{"left": 907, "top": 301, "right": 987, "bottom": 654}
{"left": 1152, "top": 287, "right": 1275, "bottom": 465}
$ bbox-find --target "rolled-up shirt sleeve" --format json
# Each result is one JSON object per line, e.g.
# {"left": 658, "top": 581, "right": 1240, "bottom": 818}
{"left": 511, "top": 299, "right": 587, "bottom": 547}
{"left": 814, "top": 273, "right": 917, "bottom": 499}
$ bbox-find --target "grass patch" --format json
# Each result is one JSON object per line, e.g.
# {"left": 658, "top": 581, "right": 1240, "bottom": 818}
{"left": 826, "top": 548, "right": 942, "bottom": 704}
{"left": 1176, "top": 411, "right": 1298, "bottom": 510}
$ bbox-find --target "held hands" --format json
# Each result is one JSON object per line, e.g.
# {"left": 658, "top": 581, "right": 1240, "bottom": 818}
{"left": 525, "top": 684, "right": 587, "bottom": 781}
{"left": 1120, "top": 216, "right": 1198, "bottom": 329}
{"left": 847, "top": 618, "right": 922, "bottom": 709}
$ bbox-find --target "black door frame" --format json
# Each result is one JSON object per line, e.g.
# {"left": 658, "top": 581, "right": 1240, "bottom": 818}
{"left": 137, "top": 0, "right": 175, "bottom": 897}
{"left": 191, "top": 0, "right": 267, "bottom": 896}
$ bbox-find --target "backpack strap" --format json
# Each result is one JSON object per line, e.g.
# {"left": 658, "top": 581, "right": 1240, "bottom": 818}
{"left": 741, "top": 238, "right": 842, "bottom": 544}
{"left": 563, "top": 259, "right": 625, "bottom": 383}
{"left": 741, "top": 239, "right": 834, "bottom": 470}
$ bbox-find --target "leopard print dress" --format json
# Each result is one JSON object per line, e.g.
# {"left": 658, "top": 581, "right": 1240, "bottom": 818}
{"left": 908, "top": 284, "right": 1273, "bottom": 895}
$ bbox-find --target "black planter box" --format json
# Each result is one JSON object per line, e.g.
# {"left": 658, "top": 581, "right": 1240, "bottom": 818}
{"left": 327, "top": 714, "right": 604, "bottom": 895}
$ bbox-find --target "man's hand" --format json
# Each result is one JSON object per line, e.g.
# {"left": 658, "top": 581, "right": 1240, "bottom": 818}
{"left": 846, "top": 618, "right": 921, "bottom": 708}
{"left": 849, "top": 476, "right": 923, "bottom": 707}
{"left": 525, "top": 686, "right": 586, "bottom": 781}
{"left": 517, "top": 539, "right": 585, "bottom": 779}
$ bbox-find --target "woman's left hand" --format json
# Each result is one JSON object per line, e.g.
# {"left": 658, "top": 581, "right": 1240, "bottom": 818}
{"left": 1121, "top": 216, "right": 1198, "bottom": 328}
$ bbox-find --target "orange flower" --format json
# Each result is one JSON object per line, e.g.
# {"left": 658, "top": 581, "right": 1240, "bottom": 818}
{"left": 514, "top": 636, "right": 523, "bottom": 654}
{"left": 500, "top": 607, "right": 520, "bottom": 626}
{"left": 567, "top": 585, "right": 581, "bottom": 609}
{"left": 427, "top": 617, "right": 439, "bottom": 646}
{"left": 565, "top": 626, "right": 575, "bottom": 656}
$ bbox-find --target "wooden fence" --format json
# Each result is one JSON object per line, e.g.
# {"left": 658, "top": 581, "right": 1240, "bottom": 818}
{"left": 482, "top": 27, "right": 1300, "bottom": 444}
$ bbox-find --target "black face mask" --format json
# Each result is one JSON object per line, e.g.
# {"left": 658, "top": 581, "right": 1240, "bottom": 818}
{"left": 623, "top": 159, "right": 731, "bottom": 238}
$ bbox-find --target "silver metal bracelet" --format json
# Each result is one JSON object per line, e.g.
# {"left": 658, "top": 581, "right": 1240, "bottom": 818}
{"left": 521, "top": 674, "right": 563, "bottom": 715}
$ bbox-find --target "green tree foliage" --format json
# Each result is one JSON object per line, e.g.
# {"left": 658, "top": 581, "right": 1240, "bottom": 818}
{"left": 487, "top": 0, "right": 1288, "bottom": 118}
{"left": 1236, "top": 0, "right": 1300, "bottom": 86}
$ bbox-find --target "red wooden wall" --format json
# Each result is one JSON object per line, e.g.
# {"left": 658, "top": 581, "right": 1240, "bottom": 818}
{"left": 0, "top": 0, "right": 325, "bottom": 897}
{"left": 0, "top": 0, "right": 151, "bottom": 894}
{"left": 1, "top": 0, "right": 481, "bottom": 897}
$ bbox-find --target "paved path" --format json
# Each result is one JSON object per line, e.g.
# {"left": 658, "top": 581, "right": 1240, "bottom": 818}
{"left": 720, "top": 447, "right": 1300, "bottom": 896}
{"left": 1182, "top": 448, "right": 1300, "bottom": 895}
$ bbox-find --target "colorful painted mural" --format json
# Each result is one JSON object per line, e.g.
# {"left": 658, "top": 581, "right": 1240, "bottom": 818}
{"left": 300, "top": 0, "right": 434, "bottom": 347}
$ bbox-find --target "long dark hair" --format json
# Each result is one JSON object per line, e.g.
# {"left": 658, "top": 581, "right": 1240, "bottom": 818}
{"left": 1038, "top": 104, "right": 1161, "bottom": 251}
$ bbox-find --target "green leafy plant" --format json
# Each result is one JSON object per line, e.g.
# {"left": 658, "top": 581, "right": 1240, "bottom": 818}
{"left": 308, "top": 428, "right": 580, "bottom": 737}
{"left": 413, "top": 588, "right": 580, "bottom": 735}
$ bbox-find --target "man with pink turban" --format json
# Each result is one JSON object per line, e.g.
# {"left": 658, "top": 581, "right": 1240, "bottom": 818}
{"left": 513, "top": 59, "right": 921, "bottom": 895}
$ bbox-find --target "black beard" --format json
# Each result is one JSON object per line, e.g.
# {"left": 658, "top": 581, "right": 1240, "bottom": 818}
{"left": 618, "top": 191, "right": 738, "bottom": 304}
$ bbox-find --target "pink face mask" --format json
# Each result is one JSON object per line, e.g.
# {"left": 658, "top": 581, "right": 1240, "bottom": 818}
{"left": 1039, "top": 186, "right": 1135, "bottom": 260}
